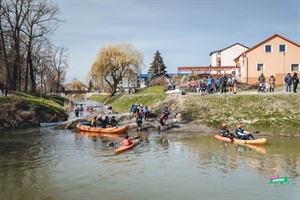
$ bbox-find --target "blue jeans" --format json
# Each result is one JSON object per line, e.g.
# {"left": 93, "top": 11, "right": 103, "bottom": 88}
{"left": 286, "top": 83, "right": 291, "bottom": 92}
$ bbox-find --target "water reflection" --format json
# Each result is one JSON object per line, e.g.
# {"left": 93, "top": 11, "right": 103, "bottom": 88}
{"left": 0, "top": 128, "right": 299, "bottom": 200}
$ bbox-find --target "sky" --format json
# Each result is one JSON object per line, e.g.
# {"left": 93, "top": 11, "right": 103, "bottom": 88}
{"left": 52, "top": 0, "right": 300, "bottom": 83}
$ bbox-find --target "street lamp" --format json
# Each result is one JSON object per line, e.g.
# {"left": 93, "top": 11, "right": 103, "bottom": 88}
{"left": 283, "top": 52, "right": 285, "bottom": 92}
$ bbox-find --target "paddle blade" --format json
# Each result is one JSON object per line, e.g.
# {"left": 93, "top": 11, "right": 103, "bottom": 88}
{"left": 131, "top": 136, "right": 141, "bottom": 140}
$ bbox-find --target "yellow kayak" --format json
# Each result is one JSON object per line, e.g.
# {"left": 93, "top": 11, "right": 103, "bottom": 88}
{"left": 214, "top": 134, "right": 267, "bottom": 145}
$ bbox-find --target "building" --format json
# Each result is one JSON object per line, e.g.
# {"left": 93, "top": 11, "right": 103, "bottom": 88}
{"left": 178, "top": 43, "right": 249, "bottom": 76}
{"left": 235, "top": 34, "right": 300, "bottom": 84}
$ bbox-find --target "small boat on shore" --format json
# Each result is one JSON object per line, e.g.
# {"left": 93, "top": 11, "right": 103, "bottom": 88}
{"left": 76, "top": 122, "right": 129, "bottom": 133}
{"left": 214, "top": 134, "right": 267, "bottom": 145}
{"left": 114, "top": 139, "right": 139, "bottom": 154}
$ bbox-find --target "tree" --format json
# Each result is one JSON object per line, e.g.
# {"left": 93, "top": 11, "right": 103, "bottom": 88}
{"left": 88, "top": 43, "right": 143, "bottom": 97}
{"left": 148, "top": 50, "right": 167, "bottom": 80}
{"left": 71, "top": 79, "right": 86, "bottom": 90}
{"left": 88, "top": 79, "right": 93, "bottom": 91}
{"left": 48, "top": 46, "right": 68, "bottom": 93}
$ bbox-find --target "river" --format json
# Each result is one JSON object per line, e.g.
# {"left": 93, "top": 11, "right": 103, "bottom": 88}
{"left": 0, "top": 126, "right": 299, "bottom": 200}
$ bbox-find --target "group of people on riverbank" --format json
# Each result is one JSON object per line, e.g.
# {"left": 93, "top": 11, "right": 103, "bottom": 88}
{"left": 257, "top": 72, "right": 299, "bottom": 93}
{"left": 219, "top": 123, "right": 255, "bottom": 140}
{"left": 187, "top": 74, "right": 237, "bottom": 95}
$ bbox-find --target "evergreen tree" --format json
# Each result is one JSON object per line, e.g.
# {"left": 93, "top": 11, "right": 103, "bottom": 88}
{"left": 148, "top": 50, "right": 167, "bottom": 80}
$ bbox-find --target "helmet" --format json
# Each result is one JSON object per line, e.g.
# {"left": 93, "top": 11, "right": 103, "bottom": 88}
{"left": 93, "top": 116, "right": 97, "bottom": 119}
{"left": 124, "top": 135, "right": 129, "bottom": 139}
{"left": 237, "top": 124, "right": 242, "bottom": 128}
{"left": 222, "top": 123, "right": 227, "bottom": 127}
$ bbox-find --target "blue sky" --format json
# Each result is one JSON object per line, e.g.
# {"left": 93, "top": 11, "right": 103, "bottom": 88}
{"left": 52, "top": 0, "right": 299, "bottom": 83}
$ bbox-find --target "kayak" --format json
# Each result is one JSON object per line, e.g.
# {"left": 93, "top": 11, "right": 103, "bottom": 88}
{"left": 114, "top": 139, "right": 139, "bottom": 154}
{"left": 76, "top": 122, "right": 129, "bottom": 133}
{"left": 214, "top": 134, "right": 267, "bottom": 145}
{"left": 76, "top": 131, "right": 124, "bottom": 138}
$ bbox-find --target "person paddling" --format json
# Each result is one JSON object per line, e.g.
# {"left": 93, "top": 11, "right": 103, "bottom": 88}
{"left": 235, "top": 124, "right": 254, "bottom": 140}
{"left": 121, "top": 135, "right": 132, "bottom": 146}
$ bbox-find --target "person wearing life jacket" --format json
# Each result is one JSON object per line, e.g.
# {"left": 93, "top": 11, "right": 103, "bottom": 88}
{"left": 220, "top": 123, "right": 235, "bottom": 139}
{"left": 136, "top": 112, "right": 144, "bottom": 128}
{"left": 91, "top": 116, "right": 97, "bottom": 127}
{"left": 110, "top": 116, "right": 118, "bottom": 127}
{"left": 50, "top": 114, "right": 60, "bottom": 122}
{"left": 161, "top": 107, "right": 170, "bottom": 125}
{"left": 121, "top": 135, "right": 132, "bottom": 146}
{"left": 235, "top": 124, "right": 254, "bottom": 140}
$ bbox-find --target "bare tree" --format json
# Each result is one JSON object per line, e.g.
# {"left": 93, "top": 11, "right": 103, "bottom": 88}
{"left": 88, "top": 43, "right": 144, "bottom": 97}
{"left": 0, "top": 0, "right": 63, "bottom": 92}
{"left": 49, "top": 46, "right": 68, "bottom": 93}
{"left": 22, "top": 0, "right": 61, "bottom": 92}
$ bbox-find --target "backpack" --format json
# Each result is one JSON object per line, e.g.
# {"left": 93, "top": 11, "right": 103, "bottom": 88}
{"left": 228, "top": 78, "right": 232, "bottom": 86}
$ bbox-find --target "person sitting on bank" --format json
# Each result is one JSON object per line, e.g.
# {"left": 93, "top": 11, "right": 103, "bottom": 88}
{"left": 50, "top": 114, "right": 60, "bottom": 122}
{"left": 91, "top": 116, "right": 97, "bottom": 127}
{"left": 121, "top": 135, "right": 132, "bottom": 146}
{"left": 235, "top": 124, "right": 254, "bottom": 140}
{"left": 220, "top": 123, "right": 235, "bottom": 139}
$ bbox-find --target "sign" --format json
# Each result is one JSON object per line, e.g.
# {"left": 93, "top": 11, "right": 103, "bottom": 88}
{"left": 269, "top": 176, "right": 289, "bottom": 185}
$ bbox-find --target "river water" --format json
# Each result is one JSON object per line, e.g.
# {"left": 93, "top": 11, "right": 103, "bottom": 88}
{"left": 0, "top": 126, "right": 299, "bottom": 200}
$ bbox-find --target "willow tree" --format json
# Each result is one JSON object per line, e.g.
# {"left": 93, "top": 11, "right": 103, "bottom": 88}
{"left": 89, "top": 43, "right": 143, "bottom": 97}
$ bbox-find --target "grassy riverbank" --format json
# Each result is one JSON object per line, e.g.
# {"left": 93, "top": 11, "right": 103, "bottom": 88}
{"left": 0, "top": 91, "right": 68, "bottom": 120}
{"left": 89, "top": 87, "right": 300, "bottom": 136}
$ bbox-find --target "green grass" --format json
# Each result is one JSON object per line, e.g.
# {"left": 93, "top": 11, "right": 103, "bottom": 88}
{"left": 181, "top": 93, "right": 300, "bottom": 136}
{"left": 89, "top": 86, "right": 167, "bottom": 113}
{"left": 7, "top": 91, "right": 68, "bottom": 120}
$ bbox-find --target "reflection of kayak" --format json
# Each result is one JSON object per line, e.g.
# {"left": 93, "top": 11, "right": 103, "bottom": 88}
{"left": 40, "top": 121, "right": 63, "bottom": 127}
{"left": 214, "top": 134, "right": 267, "bottom": 145}
{"left": 114, "top": 139, "right": 139, "bottom": 154}
{"left": 238, "top": 144, "right": 267, "bottom": 154}
{"left": 76, "top": 122, "right": 129, "bottom": 133}
{"left": 76, "top": 131, "right": 124, "bottom": 138}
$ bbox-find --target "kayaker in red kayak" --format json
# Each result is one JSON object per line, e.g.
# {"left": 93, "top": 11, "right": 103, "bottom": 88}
{"left": 235, "top": 124, "right": 255, "bottom": 140}
{"left": 121, "top": 135, "right": 133, "bottom": 146}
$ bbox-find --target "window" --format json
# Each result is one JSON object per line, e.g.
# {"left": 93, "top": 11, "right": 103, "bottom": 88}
{"left": 279, "top": 44, "right": 286, "bottom": 52}
{"left": 291, "top": 64, "right": 299, "bottom": 71}
{"left": 265, "top": 45, "right": 272, "bottom": 53}
{"left": 257, "top": 63, "right": 264, "bottom": 71}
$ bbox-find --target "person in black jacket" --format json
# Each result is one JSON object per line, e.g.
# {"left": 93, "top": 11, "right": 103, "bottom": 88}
{"left": 220, "top": 74, "right": 227, "bottom": 94}
{"left": 292, "top": 72, "right": 299, "bottom": 93}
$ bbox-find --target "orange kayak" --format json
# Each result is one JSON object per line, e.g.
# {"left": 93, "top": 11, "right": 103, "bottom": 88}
{"left": 214, "top": 134, "right": 267, "bottom": 145}
{"left": 114, "top": 139, "right": 139, "bottom": 154}
{"left": 76, "top": 122, "right": 129, "bottom": 133}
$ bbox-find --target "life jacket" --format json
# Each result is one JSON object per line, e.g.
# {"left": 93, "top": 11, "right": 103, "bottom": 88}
{"left": 160, "top": 113, "right": 166, "bottom": 119}
{"left": 121, "top": 139, "right": 132, "bottom": 146}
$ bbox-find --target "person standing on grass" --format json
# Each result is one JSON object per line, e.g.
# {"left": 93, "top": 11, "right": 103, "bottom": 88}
{"left": 3, "top": 83, "right": 8, "bottom": 97}
{"left": 284, "top": 73, "right": 292, "bottom": 92}
{"left": 269, "top": 74, "right": 276, "bottom": 92}
{"left": 292, "top": 72, "right": 299, "bottom": 93}
{"left": 220, "top": 74, "right": 227, "bottom": 94}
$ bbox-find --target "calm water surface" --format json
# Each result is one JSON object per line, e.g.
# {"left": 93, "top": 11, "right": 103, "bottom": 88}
{"left": 0, "top": 127, "right": 299, "bottom": 200}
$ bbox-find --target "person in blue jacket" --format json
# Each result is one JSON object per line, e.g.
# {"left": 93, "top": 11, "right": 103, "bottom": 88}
{"left": 235, "top": 124, "right": 254, "bottom": 140}
{"left": 136, "top": 112, "right": 144, "bottom": 129}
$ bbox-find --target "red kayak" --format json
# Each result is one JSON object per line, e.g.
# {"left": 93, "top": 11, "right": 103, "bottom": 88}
{"left": 114, "top": 139, "right": 139, "bottom": 154}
